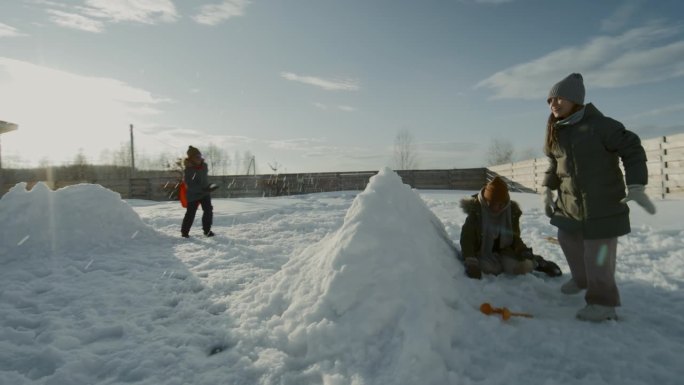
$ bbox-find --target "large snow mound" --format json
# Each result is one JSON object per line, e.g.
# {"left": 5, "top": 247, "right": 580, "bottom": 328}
{"left": 0, "top": 182, "right": 156, "bottom": 257}
{"left": 234, "top": 167, "right": 466, "bottom": 384}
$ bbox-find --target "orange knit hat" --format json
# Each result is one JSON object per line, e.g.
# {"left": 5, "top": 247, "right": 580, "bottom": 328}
{"left": 483, "top": 176, "right": 510, "bottom": 204}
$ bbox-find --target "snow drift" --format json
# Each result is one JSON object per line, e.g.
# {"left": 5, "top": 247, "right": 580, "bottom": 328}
{"left": 234, "top": 168, "right": 466, "bottom": 384}
{"left": 0, "top": 182, "right": 155, "bottom": 258}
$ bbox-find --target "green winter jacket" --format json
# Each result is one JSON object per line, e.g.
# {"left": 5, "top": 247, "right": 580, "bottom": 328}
{"left": 459, "top": 195, "right": 529, "bottom": 261}
{"left": 543, "top": 103, "right": 648, "bottom": 239}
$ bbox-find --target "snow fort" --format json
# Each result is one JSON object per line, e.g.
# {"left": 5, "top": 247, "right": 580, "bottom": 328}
{"left": 234, "top": 167, "right": 467, "bottom": 385}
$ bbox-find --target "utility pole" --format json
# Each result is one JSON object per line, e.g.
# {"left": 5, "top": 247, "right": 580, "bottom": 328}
{"left": 129, "top": 124, "right": 136, "bottom": 173}
{"left": 247, "top": 156, "right": 256, "bottom": 176}
{"left": 128, "top": 123, "right": 136, "bottom": 199}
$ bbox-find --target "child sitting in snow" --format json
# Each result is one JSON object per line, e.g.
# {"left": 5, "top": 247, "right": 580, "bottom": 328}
{"left": 459, "top": 176, "right": 561, "bottom": 279}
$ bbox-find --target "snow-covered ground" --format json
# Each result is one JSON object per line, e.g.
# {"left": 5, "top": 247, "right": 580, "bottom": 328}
{"left": 1, "top": 168, "right": 683, "bottom": 385}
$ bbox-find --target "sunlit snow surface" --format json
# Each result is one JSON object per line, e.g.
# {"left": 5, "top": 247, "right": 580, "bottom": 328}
{"left": 1, "top": 170, "right": 683, "bottom": 385}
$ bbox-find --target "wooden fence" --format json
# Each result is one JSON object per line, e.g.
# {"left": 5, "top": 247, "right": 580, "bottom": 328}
{"left": 0, "top": 168, "right": 489, "bottom": 200}
{"left": 4, "top": 133, "right": 681, "bottom": 200}
{"left": 170, "top": 168, "right": 487, "bottom": 200}
{"left": 489, "top": 133, "right": 684, "bottom": 199}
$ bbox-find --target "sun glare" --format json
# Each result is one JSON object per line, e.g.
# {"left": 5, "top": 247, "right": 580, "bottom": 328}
{"left": 0, "top": 57, "right": 164, "bottom": 166}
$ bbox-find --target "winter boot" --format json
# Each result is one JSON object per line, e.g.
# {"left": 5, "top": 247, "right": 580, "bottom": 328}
{"left": 534, "top": 256, "right": 562, "bottom": 277}
{"left": 560, "top": 279, "right": 584, "bottom": 295}
{"left": 204, "top": 230, "right": 215, "bottom": 237}
{"left": 181, "top": 232, "right": 189, "bottom": 238}
{"left": 576, "top": 304, "right": 617, "bottom": 322}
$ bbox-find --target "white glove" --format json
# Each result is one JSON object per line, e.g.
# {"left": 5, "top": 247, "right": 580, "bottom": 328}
{"left": 542, "top": 188, "right": 554, "bottom": 217}
{"left": 620, "top": 185, "right": 656, "bottom": 215}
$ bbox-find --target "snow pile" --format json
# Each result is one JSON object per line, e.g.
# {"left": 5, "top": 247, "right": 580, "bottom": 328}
{"left": 234, "top": 168, "right": 465, "bottom": 384}
{"left": 0, "top": 182, "right": 211, "bottom": 385}
{"left": 0, "top": 182, "right": 155, "bottom": 257}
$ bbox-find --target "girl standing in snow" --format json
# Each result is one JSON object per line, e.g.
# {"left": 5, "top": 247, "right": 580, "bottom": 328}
{"left": 181, "top": 146, "right": 214, "bottom": 238}
{"left": 460, "top": 176, "right": 562, "bottom": 279}
{"left": 542, "top": 73, "right": 655, "bottom": 322}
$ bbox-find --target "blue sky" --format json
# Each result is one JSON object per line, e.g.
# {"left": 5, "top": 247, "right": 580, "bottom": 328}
{"left": 1, "top": 0, "right": 683, "bottom": 173}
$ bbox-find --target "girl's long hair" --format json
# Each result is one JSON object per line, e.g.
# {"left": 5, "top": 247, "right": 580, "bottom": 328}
{"left": 544, "top": 104, "right": 584, "bottom": 156}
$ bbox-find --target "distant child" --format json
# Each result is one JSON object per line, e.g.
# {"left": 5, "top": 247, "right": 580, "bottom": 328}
{"left": 542, "top": 73, "right": 655, "bottom": 322}
{"left": 181, "top": 146, "right": 214, "bottom": 238}
{"left": 460, "top": 176, "right": 562, "bottom": 279}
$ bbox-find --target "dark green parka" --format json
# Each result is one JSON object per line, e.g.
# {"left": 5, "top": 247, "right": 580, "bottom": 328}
{"left": 459, "top": 195, "right": 529, "bottom": 261}
{"left": 543, "top": 103, "right": 648, "bottom": 239}
{"left": 184, "top": 158, "right": 211, "bottom": 203}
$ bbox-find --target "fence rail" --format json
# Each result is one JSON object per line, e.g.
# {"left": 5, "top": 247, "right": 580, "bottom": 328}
{"left": 489, "top": 133, "right": 684, "bottom": 199}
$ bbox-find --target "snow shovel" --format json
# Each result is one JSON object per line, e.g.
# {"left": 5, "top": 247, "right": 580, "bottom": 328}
{"left": 480, "top": 303, "right": 533, "bottom": 321}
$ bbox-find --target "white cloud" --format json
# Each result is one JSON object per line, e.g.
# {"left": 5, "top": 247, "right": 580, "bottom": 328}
{"left": 26, "top": 0, "right": 67, "bottom": 6}
{"left": 204, "top": 133, "right": 256, "bottom": 146}
{"left": 47, "top": 9, "right": 105, "bottom": 32}
{"left": 193, "top": 0, "right": 250, "bottom": 26}
{"left": 302, "top": 146, "right": 383, "bottom": 160}
{"left": 43, "top": 0, "right": 179, "bottom": 31}
{"left": 477, "top": 24, "right": 684, "bottom": 100}
{"left": 268, "top": 138, "right": 326, "bottom": 151}
{"left": 80, "top": 0, "right": 179, "bottom": 24}
{"left": 266, "top": 138, "right": 382, "bottom": 164}
{"left": 281, "top": 72, "right": 360, "bottom": 91}
{"left": 312, "top": 103, "right": 356, "bottom": 112}
{"left": 601, "top": 1, "right": 641, "bottom": 32}
{"left": 627, "top": 103, "right": 684, "bottom": 120}
{"left": 0, "top": 57, "right": 169, "bottom": 164}
{"left": 0, "top": 22, "right": 25, "bottom": 37}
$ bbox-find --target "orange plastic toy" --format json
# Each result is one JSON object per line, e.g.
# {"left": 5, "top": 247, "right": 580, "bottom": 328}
{"left": 480, "top": 302, "right": 533, "bottom": 321}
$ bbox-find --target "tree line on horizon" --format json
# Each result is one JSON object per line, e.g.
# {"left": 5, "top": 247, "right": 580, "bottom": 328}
{"left": 1, "top": 142, "right": 259, "bottom": 184}
{"left": 2, "top": 132, "right": 538, "bottom": 186}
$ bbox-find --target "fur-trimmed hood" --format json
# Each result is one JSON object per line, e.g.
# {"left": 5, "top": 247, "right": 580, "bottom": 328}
{"left": 459, "top": 193, "right": 522, "bottom": 217}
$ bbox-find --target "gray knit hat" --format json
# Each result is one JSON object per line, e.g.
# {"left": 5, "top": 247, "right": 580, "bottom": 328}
{"left": 547, "top": 73, "right": 585, "bottom": 105}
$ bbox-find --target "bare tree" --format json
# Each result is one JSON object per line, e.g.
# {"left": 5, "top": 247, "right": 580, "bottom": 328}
{"left": 268, "top": 161, "right": 282, "bottom": 174}
{"left": 393, "top": 129, "right": 418, "bottom": 170}
{"left": 155, "top": 151, "right": 178, "bottom": 171}
{"left": 233, "top": 150, "right": 242, "bottom": 175}
{"left": 219, "top": 151, "right": 232, "bottom": 175}
{"left": 516, "top": 147, "right": 539, "bottom": 162}
{"left": 101, "top": 142, "right": 132, "bottom": 169}
{"left": 68, "top": 148, "right": 94, "bottom": 181}
{"left": 205, "top": 143, "right": 224, "bottom": 176}
{"left": 486, "top": 138, "right": 514, "bottom": 166}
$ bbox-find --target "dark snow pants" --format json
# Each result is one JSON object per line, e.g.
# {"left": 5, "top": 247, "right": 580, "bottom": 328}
{"left": 558, "top": 229, "right": 620, "bottom": 307}
{"left": 181, "top": 195, "right": 213, "bottom": 235}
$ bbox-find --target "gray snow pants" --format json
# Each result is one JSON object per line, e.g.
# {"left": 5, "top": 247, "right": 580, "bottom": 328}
{"left": 558, "top": 229, "right": 620, "bottom": 307}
